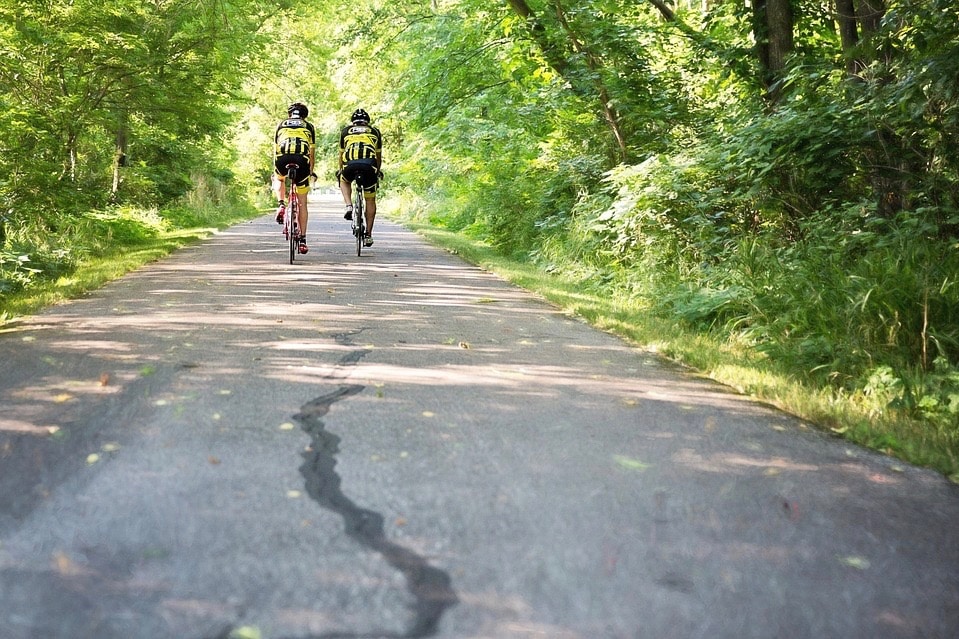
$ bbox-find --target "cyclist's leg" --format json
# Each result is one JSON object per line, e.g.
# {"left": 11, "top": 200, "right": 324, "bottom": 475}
{"left": 293, "top": 161, "right": 310, "bottom": 252}
{"left": 366, "top": 192, "right": 376, "bottom": 234}
{"left": 272, "top": 164, "right": 287, "bottom": 223}
{"left": 339, "top": 166, "right": 354, "bottom": 219}
{"left": 361, "top": 166, "right": 379, "bottom": 242}
{"left": 296, "top": 188, "right": 309, "bottom": 236}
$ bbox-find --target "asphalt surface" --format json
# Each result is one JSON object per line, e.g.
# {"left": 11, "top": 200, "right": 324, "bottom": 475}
{"left": 1, "top": 194, "right": 957, "bottom": 639}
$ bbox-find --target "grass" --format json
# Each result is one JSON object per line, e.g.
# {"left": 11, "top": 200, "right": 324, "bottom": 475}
{"left": 397, "top": 216, "right": 959, "bottom": 482}
{"left": 0, "top": 204, "right": 261, "bottom": 322}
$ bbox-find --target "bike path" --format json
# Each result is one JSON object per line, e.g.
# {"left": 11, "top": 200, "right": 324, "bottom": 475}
{"left": 0, "top": 194, "right": 957, "bottom": 638}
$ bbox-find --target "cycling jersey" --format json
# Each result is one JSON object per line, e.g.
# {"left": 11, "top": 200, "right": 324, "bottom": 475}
{"left": 275, "top": 117, "right": 316, "bottom": 158}
{"left": 274, "top": 117, "right": 316, "bottom": 193}
{"left": 340, "top": 123, "right": 382, "bottom": 165}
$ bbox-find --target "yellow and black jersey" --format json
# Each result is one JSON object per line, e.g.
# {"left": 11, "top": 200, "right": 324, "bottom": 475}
{"left": 340, "top": 123, "right": 382, "bottom": 165}
{"left": 274, "top": 117, "right": 316, "bottom": 157}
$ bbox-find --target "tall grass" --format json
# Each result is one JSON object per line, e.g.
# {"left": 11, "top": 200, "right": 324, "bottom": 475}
{"left": 0, "top": 173, "right": 259, "bottom": 321}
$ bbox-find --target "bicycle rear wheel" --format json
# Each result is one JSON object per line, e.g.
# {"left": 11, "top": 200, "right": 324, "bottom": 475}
{"left": 286, "top": 169, "right": 300, "bottom": 264}
{"left": 288, "top": 205, "right": 297, "bottom": 264}
{"left": 287, "top": 181, "right": 298, "bottom": 264}
{"left": 353, "top": 181, "right": 365, "bottom": 257}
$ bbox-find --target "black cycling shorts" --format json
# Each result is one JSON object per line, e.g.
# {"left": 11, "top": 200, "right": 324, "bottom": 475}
{"left": 340, "top": 160, "right": 379, "bottom": 194}
{"left": 274, "top": 154, "right": 312, "bottom": 193}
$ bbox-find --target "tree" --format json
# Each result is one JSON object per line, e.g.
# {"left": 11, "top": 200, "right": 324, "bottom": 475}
{"left": 504, "top": 0, "right": 630, "bottom": 160}
{"left": 753, "top": 0, "right": 794, "bottom": 103}
{"left": 835, "top": 0, "right": 886, "bottom": 74}
{"left": 0, "top": 0, "right": 276, "bottom": 218}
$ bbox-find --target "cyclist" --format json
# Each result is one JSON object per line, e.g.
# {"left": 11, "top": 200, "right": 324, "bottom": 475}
{"left": 338, "top": 108, "right": 382, "bottom": 247}
{"left": 273, "top": 102, "right": 316, "bottom": 254}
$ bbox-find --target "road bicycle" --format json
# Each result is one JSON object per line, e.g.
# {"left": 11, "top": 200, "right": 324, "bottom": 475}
{"left": 349, "top": 175, "right": 366, "bottom": 257}
{"left": 282, "top": 163, "right": 303, "bottom": 264}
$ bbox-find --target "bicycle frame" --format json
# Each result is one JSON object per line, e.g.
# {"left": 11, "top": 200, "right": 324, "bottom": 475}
{"left": 350, "top": 177, "right": 366, "bottom": 257}
{"left": 284, "top": 164, "right": 301, "bottom": 264}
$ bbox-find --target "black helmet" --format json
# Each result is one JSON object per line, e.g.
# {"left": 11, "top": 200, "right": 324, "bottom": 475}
{"left": 351, "top": 108, "right": 370, "bottom": 123}
{"left": 288, "top": 102, "right": 308, "bottom": 118}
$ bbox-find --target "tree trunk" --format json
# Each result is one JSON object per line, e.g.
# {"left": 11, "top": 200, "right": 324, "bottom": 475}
{"left": 856, "top": 0, "right": 884, "bottom": 36}
{"left": 753, "top": 0, "right": 794, "bottom": 104}
{"left": 835, "top": 0, "right": 860, "bottom": 74}
{"left": 766, "top": 0, "right": 794, "bottom": 78}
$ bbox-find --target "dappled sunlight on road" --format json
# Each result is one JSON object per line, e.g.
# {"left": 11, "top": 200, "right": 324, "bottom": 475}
{"left": 672, "top": 447, "right": 821, "bottom": 475}
{"left": 3, "top": 205, "right": 956, "bottom": 639}
{"left": 0, "top": 418, "right": 62, "bottom": 436}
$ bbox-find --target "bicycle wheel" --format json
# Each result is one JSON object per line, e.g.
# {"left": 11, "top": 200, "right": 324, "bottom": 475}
{"left": 286, "top": 164, "right": 300, "bottom": 264}
{"left": 287, "top": 174, "right": 298, "bottom": 264}
{"left": 353, "top": 181, "right": 365, "bottom": 257}
{"left": 288, "top": 199, "right": 298, "bottom": 264}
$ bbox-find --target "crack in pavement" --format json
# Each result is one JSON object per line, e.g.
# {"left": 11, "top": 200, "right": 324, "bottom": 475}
{"left": 206, "top": 331, "right": 457, "bottom": 639}
{"left": 288, "top": 331, "right": 457, "bottom": 638}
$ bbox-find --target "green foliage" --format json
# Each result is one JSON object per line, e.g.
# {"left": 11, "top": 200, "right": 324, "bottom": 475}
{"left": 0, "top": 207, "right": 158, "bottom": 298}
{"left": 3, "top": 0, "right": 956, "bottom": 471}
{"left": 0, "top": 0, "right": 276, "bottom": 301}
{"left": 0, "top": 0, "right": 272, "bottom": 204}
{"left": 0, "top": 170, "right": 257, "bottom": 310}
{"left": 373, "top": 0, "right": 959, "bottom": 449}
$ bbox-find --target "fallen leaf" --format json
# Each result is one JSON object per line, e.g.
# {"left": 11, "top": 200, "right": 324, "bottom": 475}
{"left": 229, "top": 626, "right": 263, "bottom": 639}
{"left": 458, "top": 341, "right": 471, "bottom": 349}
{"left": 86, "top": 453, "right": 100, "bottom": 465}
{"left": 782, "top": 500, "right": 801, "bottom": 521}
{"left": 54, "top": 552, "right": 79, "bottom": 576}
{"left": 286, "top": 490, "right": 302, "bottom": 499}
{"left": 99, "top": 373, "right": 110, "bottom": 386}
{"left": 101, "top": 442, "right": 120, "bottom": 453}
{"left": 208, "top": 456, "right": 221, "bottom": 465}
{"left": 279, "top": 422, "right": 295, "bottom": 430}
{"left": 614, "top": 455, "right": 651, "bottom": 472}
{"left": 839, "top": 555, "right": 871, "bottom": 570}
{"left": 53, "top": 393, "right": 73, "bottom": 403}
{"left": 395, "top": 517, "right": 408, "bottom": 527}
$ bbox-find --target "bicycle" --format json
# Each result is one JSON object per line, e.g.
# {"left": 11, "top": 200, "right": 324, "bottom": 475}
{"left": 282, "top": 163, "right": 303, "bottom": 264}
{"left": 349, "top": 175, "right": 366, "bottom": 257}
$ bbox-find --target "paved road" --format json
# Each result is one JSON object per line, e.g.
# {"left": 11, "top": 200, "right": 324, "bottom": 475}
{"left": 1, "top": 195, "right": 957, "bottom": 639}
